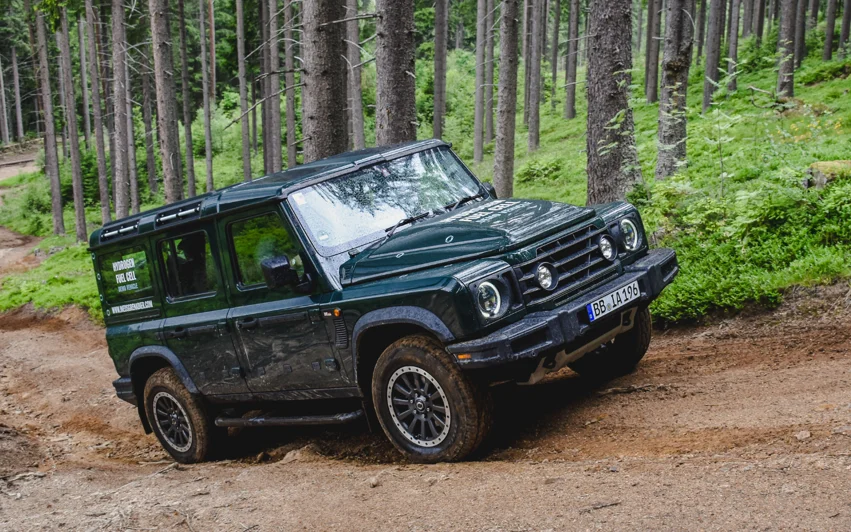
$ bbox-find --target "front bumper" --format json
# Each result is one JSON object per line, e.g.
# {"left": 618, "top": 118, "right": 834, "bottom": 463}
{"left": 447, "top": 248, "right": 678, "bottom": 369}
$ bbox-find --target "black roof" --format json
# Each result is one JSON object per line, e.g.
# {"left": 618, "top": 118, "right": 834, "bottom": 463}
{"left": 89, "top": 139, "right": 447, "bottom": 250}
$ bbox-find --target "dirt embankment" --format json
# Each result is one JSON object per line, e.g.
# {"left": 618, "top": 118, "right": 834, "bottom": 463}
{"left": 0, "top": 223, "right": 850, "bottom": 530}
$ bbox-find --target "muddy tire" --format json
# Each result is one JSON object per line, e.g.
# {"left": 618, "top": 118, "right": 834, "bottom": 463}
{"left": 143, "top": 367, "right": 216, "bottom": 464}
{"left": 372, "top": 335, "right": 492, "bottom": 463}
{"left": 569, "top": 307, "right": 652, "bottom": 381}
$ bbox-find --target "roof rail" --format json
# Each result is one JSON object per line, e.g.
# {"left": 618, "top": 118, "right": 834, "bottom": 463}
{"left": 155, "top": 203, "right": 202, "bottom": 226}
{"left": 101, "top": 221, "right": 139, "bottom": 242}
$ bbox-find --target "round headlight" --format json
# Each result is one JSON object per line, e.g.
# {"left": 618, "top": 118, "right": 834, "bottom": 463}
{"left": 476, "top": 281, "right": 502, "bottom": 319}
{"left": 619, "top": 218, "right": 640, "bottom": 251}
{"left": 536, "top": 263, "right": 557, "bottom": 291}
{"left": 599, "top": 236, "right": 616, "bottom": 261}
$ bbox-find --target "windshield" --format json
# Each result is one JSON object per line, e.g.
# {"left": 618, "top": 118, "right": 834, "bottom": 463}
{"left": 288, "top": 147, "right": 483, "bottom": 256}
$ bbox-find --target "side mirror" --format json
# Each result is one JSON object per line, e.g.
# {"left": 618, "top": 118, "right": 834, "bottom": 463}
{"left": 260, "top": 256, "right": 298, "bottom": 290}
{"left": 482, "top": 182, "right": 497, "bottom": 199}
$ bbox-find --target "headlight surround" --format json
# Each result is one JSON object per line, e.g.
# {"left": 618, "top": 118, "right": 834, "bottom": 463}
{"left": 619, "top": 218, "right": 641, "bottom": 251}
{"left": 599, "top": 235, "right": 617, "bottom": 261}
{"left": 476, "top": 281, "right": 503, "bottom": 319}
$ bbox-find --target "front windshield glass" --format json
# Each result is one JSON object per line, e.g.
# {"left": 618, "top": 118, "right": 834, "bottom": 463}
{"left": 288, "top": 147, "right": 482, "bottom": 256}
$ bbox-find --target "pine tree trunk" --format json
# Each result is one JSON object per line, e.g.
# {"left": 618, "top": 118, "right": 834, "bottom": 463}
{"left": 657, "top": 0, "right": 695, "bottom": 179}
{"left": 755, "top": 0, "right": 766, "bottom": 44}
{"left": 375, "top": 0, "right": 417, "bottom": 146}
{"left": 86, "top": 0, "right": 110, "bottom": 223}
{"left": 36, "top": 12, "right": 65, "bottom": 235}
{"left": 697, "top": 0, "right": 707, "bottom": 60}
{"left": 522, "top": 0, "right": 529, "bottom": 58}
{"left": 824, "top": 0, "right": 838, "bottom": 59}
{"left": 840, "top": 0, "right": 851, "bottom": 56}
{"left": 456, "top": 21, "right": 464, "bottom": 49}
{"left": 646, "top": 0, "right": 663, "bottom": 102}
{"left": 637, "top": 0, "right": 644, "bottom": 54}
{"left": 564, "top": 0, "right": 580, "bottom": 119}
{"left": 645, "top": 0, "right": 655, "bottom": 87}
{"left": 794, "top": 0, "right": 808, "bottom": 66}
{"left": 0, "top": 55, "right": 9, "bottom": 145}
{"left": 55, "top": 37, "right": 68, "bottom": 160}
{"left": 727, "top": 0, "right": 741, "bottom": 90}
{"left": 177, "top": 0, "right": 197, "bottom": 197}
{"left": 78, "top": 19, "right": 91, "bottom": 151}
{"left": 112, "top": 0, "right": 130, "bottom": 218}
{"left": 267, "top": 0, "right": 282, "bottom": 172}
{"left": 494, "top": 0, "right": 520, "bottom": 199}
{"left": 141, "top": 52, "right": 158, "bottom": 195}
{"left": 345, "top": 0, "right": 366, "bottom": 149}
{"left": 208, "top": 0, "right": 216, "bottom": 104}
{"left": 433, "top": 0, "right": 448, "bottom": 139}
{"left": 302, "top": 0, "right": 348, "bottom": 159}
{"left": 199, "top": 0, "right": 215, "bottom": 191}
{"left": 10, "top": 47, "right": 24, "bottom": 141}
{"left": 586, "top": 0, "right": 642, "bottom": 204}
{"left": 527, "top": 0, "right": 543, "bottom": 152}
{"left": 284, "top": 2, "right": 298, "bottom": 166}
{"left": 550, "top": 0, "right": 560, "bottom": 112}
{"left": 235, "top": 0, "right": 252, "bottom": 180}
{"left": 485, "top": 0, "right": 496, "bottom": 144}
{"left": 260, "top": 0, "right": 270, "bottom": 173}
{"left": 777, "top": 0, "right": 796, "bottom": 95}
{"left": 808, "top": 0, "right": 818, "bottom": 29}
{"left": 149, "top": 0, "right": 184, "bottom": 203}
{"left": 523, "top": 0, "right": 533, "bottom": 124}
{"left": 702, "top": 0, "right": 724, "bottom": 112}
{"left": 125, "top": 58, "right": 140, "bottom": 214}
{"left": 252, "top": 75, "right": 258, "bottom": 155}
{"left": 743, "top": 0, "right": 754, "bottom": 36}
{"left": 473, "top": 0, "right": 486, "bottom": 161}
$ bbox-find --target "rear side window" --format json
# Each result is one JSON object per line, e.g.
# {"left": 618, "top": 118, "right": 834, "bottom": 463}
{"left": 98, "top": 246, "right": 155, "bottom": 304}
{"left": 159, "top": 231, "right": 219, "bottom": 299}
{"left": 230, "top": 213, "right": 302, "bottom": 287}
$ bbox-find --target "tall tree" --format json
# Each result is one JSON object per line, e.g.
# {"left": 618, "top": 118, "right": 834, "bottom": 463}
{"left": 375, "top": 0, "right": 417, "bottom": 146}
{"left": 0, "top": 54, "right": 8, "bottom": 144}
{"left": 550, "top": 0, "right": 560, "bottom": 112}
{"left": 523, "top": 0, "right": 533, "bottom": 124}
{"left": 86, "top": 0, "right": 110, "bottom": 222}
{"left": 777, "top": 0, "right": 796, "bottom": 96}
{"left": 645, "top": 0, "right": 663, "bottom": 102}
{"left": 433, "top": 0, "right": 448, "bottom": 139}
{"left": 636, "top": 0, "right": 643, "bottom": 54}
{"left": 808, "top": 0, "right": 818, "bottom": 29}
{"left": 696, "top": 0, "right": 707, "bottom": 61}
{"left": 10, "top": 46, "right": 24, "bottom": 141}
{"left": 284, "top": 1, "right": 298, "bottom": 165}
{"left": 58, "top": 8, "right": 86, "bottom": 240}
{"left": 657, "top": 0, "right": 695, "bottom": 179}
{"left": 743, "top": 0, "right": 754, "bottom": 36}
{"left": 840, "top": 0, "right": 851, "bottom": 56}
{"left": 149, "top": 0, "right": 183, "bottom": 203}
{"left": 141, "top": 51, "right": 158, "bottom": 196}
{"left": 485, "top": 0, "right": 496, "bottom": 143}
{"left": 755, "top": 0, "right": 766, "bottom": 44}
{"left": 527, "top": 0, "right": 542, "bottom": 152}
{"left": 112, "top": 0, "right": 130, "bottom": 218}
{"left": 302, "top": 0, "right": 348, "bottom": 159}
{"left": 702, "top": 0, "right": 724, "bottom": 112}
{"left": 346, "top": 0, "right": 366, "bottom": 149}
{"left": 564, "top": 0, "right": 579, "bottom": 118}
{"left": 586, "top": 0, "right": 642, "bottom": 203}
{"left": 35, "top": 11, "right": 64, "bottom": 234}
{"left": 260, "top": 0, "right": 270, "bottom": 172}
{"left": 235, "top": 0, "right": 252, "bottom": 179}
{"left": 176, "top": 0, "right": 196, "bottom": 197}
{"left": 473, "top": 0, "right": 486, "bottom": 161}
{"left": 125, "top": 58, "right": 140, "bottom": 213}
{"left": 267, "top": 0, "right": 282, "bottom": 172}
{"left": 494, "top": 0, "right": 520, "bottom": 199}
{"left": 794, "top": 0, "right": 807, "bottom": 66}
{"left": 823, "top": 0, "right": 838, "bottom": 59}
{"left": 78, "top": 18, "right": 91, "bottom": 150}
{"left": 199, "top": 0, "right": 214, "bottom": 190}
{"left": 727, "top": 0, "right": 741, "bottom": 91}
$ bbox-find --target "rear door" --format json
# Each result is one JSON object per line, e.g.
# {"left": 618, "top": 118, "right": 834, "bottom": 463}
{"left": 155, "top": 223, "right": 249, "bottom": 396}
{"left": 218, "top": 208, "right": 349, "bottom": 394}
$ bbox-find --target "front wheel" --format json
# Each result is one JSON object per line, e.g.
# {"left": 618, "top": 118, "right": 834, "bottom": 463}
{"left": 569, "top": 306, "right": 653, "bottom": 381}
{"left": 372, "top": 336, "right": 492, "bottom": 463}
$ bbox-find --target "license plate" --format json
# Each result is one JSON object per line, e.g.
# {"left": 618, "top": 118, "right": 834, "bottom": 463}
{"left": 586, "top": 281, "right": 641, "bottom": 322}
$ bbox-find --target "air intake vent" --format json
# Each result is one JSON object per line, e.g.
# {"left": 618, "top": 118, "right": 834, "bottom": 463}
{"left": 100, "top": 222, "right": 139, "bottom": 242}
{"left": 333, "top": 316, "right": 348, "bottom": 348}
{"left": 155, "top": 203, "right": 201, "bottom": 226}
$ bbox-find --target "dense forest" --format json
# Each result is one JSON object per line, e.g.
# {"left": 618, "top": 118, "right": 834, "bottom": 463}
{"left": 0, "top": 0, "right": 849, "bottom": 322}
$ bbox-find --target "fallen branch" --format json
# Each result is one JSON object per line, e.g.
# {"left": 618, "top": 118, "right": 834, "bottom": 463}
{"left": 597, "top": 384, "right": 672, "bottom": 396}
{"left": 579, "top": 501, "right": 621, "bottom": 514}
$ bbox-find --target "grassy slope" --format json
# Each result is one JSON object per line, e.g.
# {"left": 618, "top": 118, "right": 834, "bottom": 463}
{"left": 1, "top": 38, "right": 849, "bottom": 322}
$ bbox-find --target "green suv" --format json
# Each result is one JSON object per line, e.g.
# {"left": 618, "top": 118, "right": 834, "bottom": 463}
{"left": 90, "top": 140, "right": 678, "bottom": 463}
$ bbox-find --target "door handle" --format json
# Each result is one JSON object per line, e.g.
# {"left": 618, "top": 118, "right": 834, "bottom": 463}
{"left": 187, "top": 324, "right": 217, "bottom": 336}
{"left": 164, "top": 327, "right": 187, "bottom": 339}
{"left": 237, "top": 317, "right": 259, "bottom": 330}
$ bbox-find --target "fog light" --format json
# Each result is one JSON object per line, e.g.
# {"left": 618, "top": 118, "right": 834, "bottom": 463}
{"left": 599, "top": 236, "right": 616, "bottom": 261}
{"left": 536, "top": 263, "right": 557, "bottom": 291}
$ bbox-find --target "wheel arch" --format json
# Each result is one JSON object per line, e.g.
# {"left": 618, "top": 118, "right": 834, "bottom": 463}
{"left": 128, "top": 346, "right": 200, "bottom": 433}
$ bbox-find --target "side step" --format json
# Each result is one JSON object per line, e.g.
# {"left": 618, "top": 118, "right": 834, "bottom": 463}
{"left": 214, "top": 409, "right": 364, "bottom": 428}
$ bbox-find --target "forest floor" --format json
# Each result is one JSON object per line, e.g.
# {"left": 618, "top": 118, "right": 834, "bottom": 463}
{"left": 0, "top": 212, "right": 850, "bottom": 529}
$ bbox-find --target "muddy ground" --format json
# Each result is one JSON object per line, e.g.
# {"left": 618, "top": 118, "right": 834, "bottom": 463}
{"left": 0, "top": 191, "right": 850, "bottom": 529}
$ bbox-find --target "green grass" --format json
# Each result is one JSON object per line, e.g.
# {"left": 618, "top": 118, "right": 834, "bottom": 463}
{"left": 1, "top": 34, "right": 850, "bottom": 323}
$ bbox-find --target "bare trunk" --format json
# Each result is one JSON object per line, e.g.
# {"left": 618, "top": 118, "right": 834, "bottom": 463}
{"left": 808, "top": 0, "right": 818, "bottom": 28}
{"left": 727, "top": 0, "right": 741, "bottom": 91}
{"left": 494, "top": 0, "right": 520, "bottom": 199}
{"left": 125, "top": 58, "right": 139, "bottom": 214}
{"left": 840, "top": 0, "right": 851, "bottom": 57}
{"left": 637, "top": 0, "right": 644, "bottom": 54}
{"left": 149, "top": 0, "right": 184, "bottom": 203}
{"left": 78, "top": 19, "right": 91, "bottom": 150}
{"left": 433, "top": 0, "right": 448, "bottom": 139}
{"left": 112, "top": 0, "right": 130, "bottom": 218}
{"left": 0, "top": 54, "right": 9, "bottom": 145}
{"left": 702, "top": 0, "right": 724, "bottom": 112}
{"left": 586, "top": 0, "right": 642, "bottom": 204}
{"left": 755, "top": 0, "right": 766, "bottom": 44}
{"left": 485, "top": 0, "right": 496, "bottom": 144}
{"left": 141, "top": 52, "right": 158, "bottom": 195}
{"left": 777, "top": 0, "right": 796, "bottom": 95}
{"left": 55, "top": 36, "right": 68, "bottom": 160}
{"left": 523, "top": 0, "right": 533, "bottom": 124}
{"left": 564, "top": 0, "right": 580, "bottom": 119}
{"left": 646, "top": 0, "right": 663, "bottom": 103}
{"left": 86, "top": 0, "right": 110, "bottom": 223}
{"left": 550, "top": 0, "right": 560, "bottom": 112}
{"left": 456, "top": 21, "right": 464, "bottom": 49}
{"left": 10, "top": 47, "right": 24, "bottom": 141}
{"left": 697, "top": 0, "right": 707, "bottom": 60}
{"left": 345, "top": 0, "right": 366, "bottom": 149}
{"left": 252, "top": 75, "right": 258, "bottom": 155}
{"left": 208, "top": 0, "right": 216, "bottom": 105}
{"left": 657, "top": 0, "right": 695, "bottom": 179}
{"left": 235, "top": 0, "right": 252, "bottom": 180}
{"left": 302, "top": 0, "right": 348, "bottom": 159}
{"left": 199, "top": 0, "right": 215, "bottom": 191}
{"left": 260, "top": 0, "right": 270, "bottom": 173}
{"left": 824, "top": 0, "right": 838, "bottom": 60}
{"left": 527, "top": 0, "right": 543, "bottom": 152}
{"left": 474, "top": 0, "right": 486, "bottom": 161}
{"left": 36, "top": 12, "right": 65, "bottom": 235}
{"left": 284, "top": 2, "right": 298, "bottom": 166}
{"left": 794, "top": 0, "right": 808, "bottom": 66}
{"left": 743, "top": 0, "right": 754, "bottom": 36}
{"left": 522, "top": 0, "right": 529, "bottom": 58}
{"left": 268, "top": 0, "right": 282, "bottom": 172}
{"left": 177, "top": 0, "right": 197, "bottom": 197}
{"left": 375, "top": 0, "right": 417, "bottom": 146}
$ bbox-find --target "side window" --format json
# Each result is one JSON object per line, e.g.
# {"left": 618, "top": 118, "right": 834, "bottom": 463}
{"left": 98, "top": 246, "right": 155, "bottom": 304}
{"left": 229, "top": 213, "right": 303, "bottom": 288}
{"left": 159, "top": 231, "right": 219, "bottom": 299}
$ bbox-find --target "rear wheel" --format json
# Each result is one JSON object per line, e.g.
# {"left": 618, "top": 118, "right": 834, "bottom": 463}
{"left": 569, "top": 307, "right": 652, "bottom": 381}
{"left": 372, "top": 335, "right": 492, "bottom": 463}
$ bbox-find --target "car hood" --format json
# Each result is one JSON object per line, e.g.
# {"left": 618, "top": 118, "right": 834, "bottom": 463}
{"left": 339, "top": 199, "right": 595, "bottom": 286}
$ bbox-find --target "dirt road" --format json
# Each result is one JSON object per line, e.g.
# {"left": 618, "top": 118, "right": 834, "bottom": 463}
{"left": 1, "top": 221, "right": 850, "bottom": 530}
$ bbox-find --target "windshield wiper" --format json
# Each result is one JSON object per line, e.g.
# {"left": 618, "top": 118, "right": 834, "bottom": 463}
{"left": 447, "top": 192, "right": 485, "bottom": 212}
{"left": 348, "top": 211, "right": 434, "bottom": 258}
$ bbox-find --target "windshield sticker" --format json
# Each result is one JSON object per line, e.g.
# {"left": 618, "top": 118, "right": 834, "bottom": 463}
{"left": 291, "top": 192, "right": 307, "bottom": 205}
{"left": 443, "top": 200, "right": 521, "bottom": 224}
{"left": 110, "top": 299, "right": 154, "bottom": 315}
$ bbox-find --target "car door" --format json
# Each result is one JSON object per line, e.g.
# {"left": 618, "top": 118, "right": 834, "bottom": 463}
{"left": 156, "top": 224, "right": 249, "bottom": 396}
{"left": 219, "top": 208, "right": 349, "bottom": 394}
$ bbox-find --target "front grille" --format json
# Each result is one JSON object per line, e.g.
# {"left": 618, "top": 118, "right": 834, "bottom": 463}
{"left": 514, "top": 223, "right": 617, "bottom": 307}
